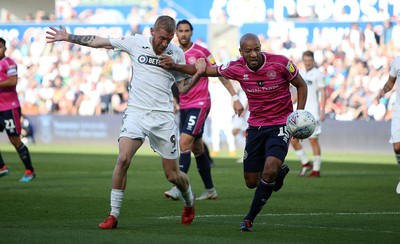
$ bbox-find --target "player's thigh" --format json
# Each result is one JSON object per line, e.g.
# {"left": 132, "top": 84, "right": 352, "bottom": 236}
{"left": 0, "top": 108, "right": 22, "bottom": 137}
{"left": 119, "top": 109, "right": 146, "bottom": 142}
{"left": 162, "top": 157, "right": 180, "bottom": 178}
{"left": 243, "top": 125, "right": 289, "bottom": 173}
{"left": 179, "top": 107, "right": 209, "bottom": 137}
{"left": 118, "top": 137, "right": 143, "bottom": 163}
{"left": 147, "top": 112, "right": 179, "bottom": 160}
{"left": 309, "top": 120, "right": 322, "bottom": 138}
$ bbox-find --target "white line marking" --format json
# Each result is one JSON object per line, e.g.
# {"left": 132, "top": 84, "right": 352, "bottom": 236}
{"left": 155, "top": 212, "right": 400, "bottom": 234}
{"left": 156, "top": 211, "right": 400, "bottom": 220}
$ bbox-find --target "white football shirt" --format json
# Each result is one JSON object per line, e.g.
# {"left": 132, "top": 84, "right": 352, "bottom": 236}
{"left": 110, "top": 34, "right": 187, "bottom": 112}
{"left": 389, "top": 56, "right": 400, "bottom": 119}
{"left": 299, "top": 67, "right": 325, "bottom": 120}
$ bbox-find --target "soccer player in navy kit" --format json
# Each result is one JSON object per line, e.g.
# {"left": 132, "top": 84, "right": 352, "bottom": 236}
{"left": 160, "top": 33, "right": 308, "bottom": 231}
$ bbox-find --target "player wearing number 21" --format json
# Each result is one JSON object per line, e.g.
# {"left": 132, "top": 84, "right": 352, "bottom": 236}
{"left": 160, "top": 33, "right": 308, "bottom": 231}
{"left": 0, "top": 37, "right": 36, "bottom": 182}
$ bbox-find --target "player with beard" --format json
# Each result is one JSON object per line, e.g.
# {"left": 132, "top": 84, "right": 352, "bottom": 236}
{"left": 47, "top": 16, "right": 203, "bottom": 229}
{"left": 164, "top": 19, "right": 243, "bottom": 201}
{"left": 160, "top": 33, "right": 308, "bottom": 231}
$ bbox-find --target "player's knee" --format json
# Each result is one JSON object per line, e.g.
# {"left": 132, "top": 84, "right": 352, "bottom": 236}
{"left": 116, "top": 154, "right": 131, "bottom": 168}
{"left": 394, "top": 143, "right": 400, "bottom": 154}
{"left": 244, "top": 176, "right": 258, "bottom": 189}
{"left": 165, "top": 170, "right": 180, "bottom": 184}
{"left": 179, "top": 139, "right": 191, "bottom": 151}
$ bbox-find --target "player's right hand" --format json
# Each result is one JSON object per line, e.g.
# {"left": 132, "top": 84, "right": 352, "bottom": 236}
{"left": 46, "top": 25, "right": 69, "bottom": 43}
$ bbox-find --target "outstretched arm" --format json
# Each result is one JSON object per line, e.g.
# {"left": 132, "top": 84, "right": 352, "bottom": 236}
{"left": 160, "top": 54, "right": 220, "bottom": 76}
{"left": 175, "top": 58, "right": 207, "bottom": 94}
{"left": 46, "top": 25, "right": 113, "bottom": 49}
{"left": 0, "top": 75, "right": 17, "bottom": 88}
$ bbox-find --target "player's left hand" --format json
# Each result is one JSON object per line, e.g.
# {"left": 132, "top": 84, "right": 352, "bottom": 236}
{"left": 233, "top": 101, "right": 244, "bottom": 116}
{"left": 195, "top": 58, "right": 206, "bottom": 75}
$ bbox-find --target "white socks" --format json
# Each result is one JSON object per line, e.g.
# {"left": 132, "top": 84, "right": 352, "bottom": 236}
{"left": 313, "top": 155, "right": 321, "bottom": 171}
{"left": 181, "top": 184, "right": 194, "bottom": 207}
{"left": 295, "top": 149, "right": 309, "bottom": 165}
{"left": 110, "top": 189, "right": 124, "bottom": 219}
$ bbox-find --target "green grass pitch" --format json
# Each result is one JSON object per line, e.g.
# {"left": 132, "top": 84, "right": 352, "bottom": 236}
{"left": 0, "top": 144, "right": 399, "bottom": 243}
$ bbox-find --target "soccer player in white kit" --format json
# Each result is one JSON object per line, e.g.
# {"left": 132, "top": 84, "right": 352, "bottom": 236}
{"left": 376, "top": 55, "right": 400, "bottom": 194}
{"left": 291, "top": 51, "right": 326, "bottom": 177}
{"left": 46, "top": 16, "right": 203, "bottom": 228}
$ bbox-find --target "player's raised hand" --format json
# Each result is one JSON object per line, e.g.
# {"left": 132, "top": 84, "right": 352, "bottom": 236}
{"left": 46, "top": 25, "right": 69, "bottom": 43}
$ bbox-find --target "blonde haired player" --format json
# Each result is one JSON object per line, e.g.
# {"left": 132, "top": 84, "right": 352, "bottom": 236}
{"left": 291, "top": 50, "right": 326, "bottom": 177}
{"left": 376, "top": 55, "right": 400, "bottom": 194}
{"left": 46, "top": 16, "right": 202, "bottom": 228}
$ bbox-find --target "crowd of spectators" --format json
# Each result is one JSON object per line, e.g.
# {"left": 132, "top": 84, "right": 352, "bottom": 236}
{"left": 1, "top": 2, "right": 399, "bottom": 122}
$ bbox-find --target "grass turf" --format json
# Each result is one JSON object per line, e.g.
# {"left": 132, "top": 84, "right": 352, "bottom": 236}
{"left": 0, "top": 144, "right": 399, "bottom": 243}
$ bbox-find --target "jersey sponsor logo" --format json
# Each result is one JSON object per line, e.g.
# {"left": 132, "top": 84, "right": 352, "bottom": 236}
{"left": 266, "top": 70, "right": 276, "bottom": 79}
{"left": 138, "top": 55, "right": 161, "bottom": 67}
{"left": 246, "top": 84, "right": 279, "bottom": 93}
{"left": 257, "top": 81, "right": 264, "bottom": 87}
{"left": 306, "top": 79, "right": 313, "bottom": 85}
{"left": 142, "top": 46, "right": 150, "bottom": 49}
{"left": 286, "top": 61, "right": 296, "bottom": 73}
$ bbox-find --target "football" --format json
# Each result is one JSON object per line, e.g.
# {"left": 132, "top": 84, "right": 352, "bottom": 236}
{"left": 286, "top": 110, "right": 316, "bottom": 139}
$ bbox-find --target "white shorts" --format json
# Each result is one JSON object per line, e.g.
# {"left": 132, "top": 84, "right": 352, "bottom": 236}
{"left": 119, "top": 108, "right": 179, "bottom": 159}
{"left": 232, "top": 110, "right": 250, "bottom": 131}
{"left": 390, "top": 117, "right": 400, "bottom": 143}
{"left": 309, "top": 120, "right": 322, "bottom": 138}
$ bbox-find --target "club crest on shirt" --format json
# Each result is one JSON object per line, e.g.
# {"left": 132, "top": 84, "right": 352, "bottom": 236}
{"left": 188, "top": 56, "right": 197, "bottom": 64}
{"left": 266, "top": 70, "right": 276, "bottom": 79}
{"left": 286, "top": 61, "right": 296, "bottom": 73}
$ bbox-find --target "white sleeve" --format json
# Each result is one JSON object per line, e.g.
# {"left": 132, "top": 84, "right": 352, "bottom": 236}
{"left": 317, "top": 70, "right": 325, "bottom": 88}
{"left": 109, "top": 35, "right": 137, "bottom": 53}
{"left": 173, "top": 48, "right": 189, "bottom": 82}
{"left": 389, "top": 57, "right": 400, "bottom": 78}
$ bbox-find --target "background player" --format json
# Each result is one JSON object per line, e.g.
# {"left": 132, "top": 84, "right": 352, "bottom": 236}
{"left": 0, "top": 37, "right": 36, "bottom": 182}
{"left": 290, "top": 50, "right": 326, "bottom": 177}
{"left": 160, "top": 33, "right": 308, "bottom": 232}
{"left": 46, "top": 16, "right": 203, "bottom": 228}
{"left": 164, "top": 19, "right": 243, "bottom": 201}
{"left": 376, "top": 55, "right": 400, "bottom": 194}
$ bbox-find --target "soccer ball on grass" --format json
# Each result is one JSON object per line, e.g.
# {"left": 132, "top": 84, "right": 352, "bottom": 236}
{"left": 286, "top": 110, "right": 316, "bottom": 139}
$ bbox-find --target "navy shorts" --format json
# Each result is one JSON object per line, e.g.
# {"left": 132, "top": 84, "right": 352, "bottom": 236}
{"left": 0, "top": 107, "right": 22, "bottom": 136}
{"left": 243, "top": 124, "right": 290, "bottom": 173}
{"left": 179, "top": 107, "right": 210, "bottom": 138}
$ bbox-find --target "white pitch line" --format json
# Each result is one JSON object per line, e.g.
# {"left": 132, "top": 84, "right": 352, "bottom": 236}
{"left": 156, "top": 211, "right": 400, "bottom": 220}
{"left": 268, "top": 223, "right": 399, "bottom": 234}
{"left": 156, "top": 212, "right": 400, "bottom": 234}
